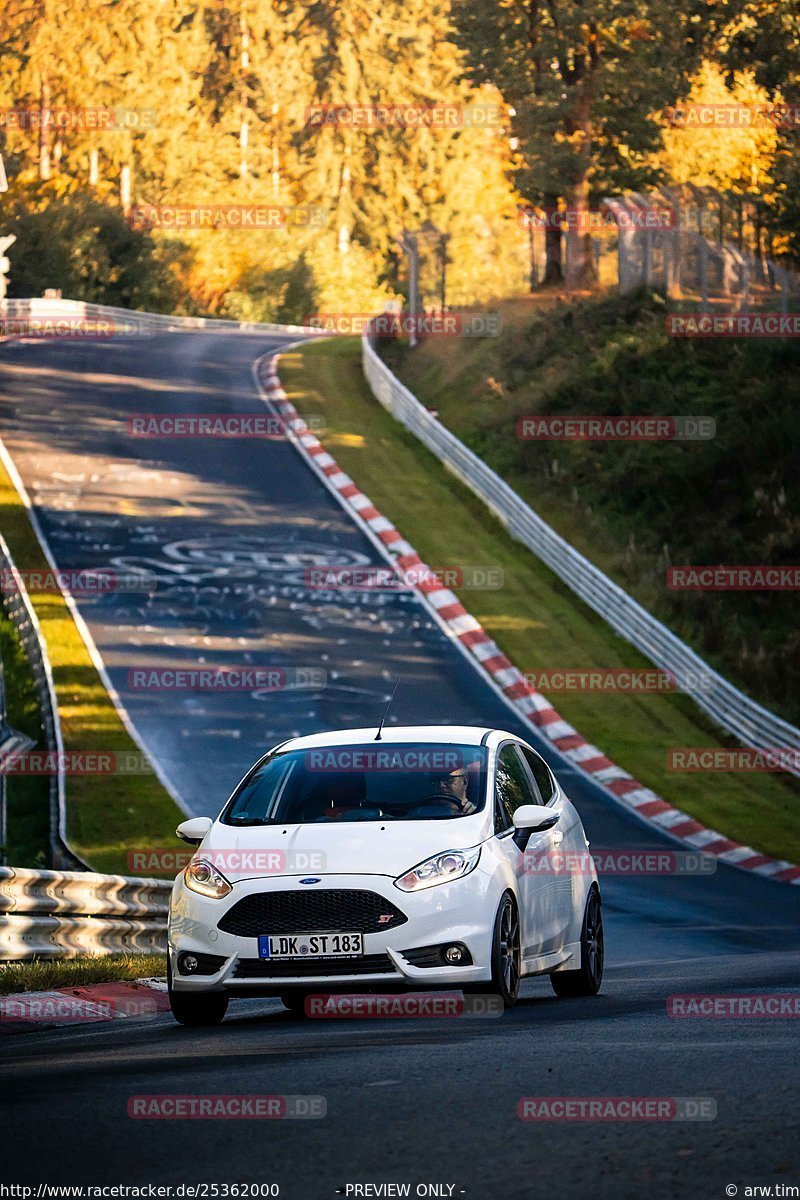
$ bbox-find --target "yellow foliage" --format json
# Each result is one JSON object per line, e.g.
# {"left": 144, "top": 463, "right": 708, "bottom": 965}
{"left": 656, "top": 61, "right": 781, "bottom": 197}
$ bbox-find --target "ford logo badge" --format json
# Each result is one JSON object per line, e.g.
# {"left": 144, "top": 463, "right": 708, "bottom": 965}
{"left": 299, "top": 877, "right": 321, "bottom": 885}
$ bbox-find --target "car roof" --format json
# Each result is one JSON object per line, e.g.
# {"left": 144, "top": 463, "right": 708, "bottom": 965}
{"left": 275, "top": 725, "right": 518, "bottom": 752}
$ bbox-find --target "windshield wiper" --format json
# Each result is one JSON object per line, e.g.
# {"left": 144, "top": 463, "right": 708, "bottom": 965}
{"left": 227, "top": 816, "right": 268, "bottom": 826}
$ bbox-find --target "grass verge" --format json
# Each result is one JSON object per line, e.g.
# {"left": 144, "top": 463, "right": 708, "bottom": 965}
{"left": 383, "top": 291, "right": 800, "bottom": 726}
{"left": 280, "top": 336, "right": 800, "bottom": 863}
{"left": 0, "top": 453, "right": 185, "bottom": 874}
{"left": 0, "top": 953, "right": 166, "bottom": 995}
{"left": 0, "top": 608, "right": 50, "bottom": 866}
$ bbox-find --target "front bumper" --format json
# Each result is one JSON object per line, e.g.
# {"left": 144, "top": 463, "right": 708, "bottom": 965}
{"left": 168, "top": 870, "right": 498, "bottom": 993}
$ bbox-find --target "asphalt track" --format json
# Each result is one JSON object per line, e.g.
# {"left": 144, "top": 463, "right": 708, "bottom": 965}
{"left": 0, "top": 329, "right": 798, "bottom": 1198}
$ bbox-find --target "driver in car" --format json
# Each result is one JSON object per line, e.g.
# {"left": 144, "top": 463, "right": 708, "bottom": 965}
{"left": 432, "top": 766, "right": 477, "bottom": 815}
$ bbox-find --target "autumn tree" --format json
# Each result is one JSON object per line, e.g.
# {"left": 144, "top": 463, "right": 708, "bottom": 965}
{"left": 452, "top": 0, "right": 717, "bottom": 285}
{"left": 655, "top": 60, "right": 781, "bottom": 252}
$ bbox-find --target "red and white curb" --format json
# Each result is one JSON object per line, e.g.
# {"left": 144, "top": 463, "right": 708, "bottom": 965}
{"left": 0, "top": 979, "right": 169, "bottom": 1034}
{"left": 257, "top": 352, "right": 800, "bottom": 886}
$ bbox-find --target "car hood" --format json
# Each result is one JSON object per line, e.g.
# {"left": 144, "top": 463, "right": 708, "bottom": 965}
{"left": 199, "top": 817, "right": 489, "bottom": 881}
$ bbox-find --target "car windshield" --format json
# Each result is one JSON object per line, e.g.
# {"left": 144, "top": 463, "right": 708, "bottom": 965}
{"left": 222, "top": 743, "right": 488, "bottom": 824}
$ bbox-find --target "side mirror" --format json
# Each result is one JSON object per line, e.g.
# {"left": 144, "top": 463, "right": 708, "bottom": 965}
{"left": 176, "top": 816, "right": 213, "bottom": 845}
{"left": 512, "top": 805, "right": 560, "bottom": 834}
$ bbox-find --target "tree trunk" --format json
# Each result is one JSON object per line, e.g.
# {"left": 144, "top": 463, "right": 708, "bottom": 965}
{"left": 564, "top": 81, "right": 596, "bottom": 287}
{"left": 542, "top": 191, "right": 563, "bottom": 284}
{"left": 239, "top": 13, "right": 249, "bottom": 179}
{"left": 39, "top": 77, "right": 51, "bottom": 180}
{"left": 565, "top": 173, "right": 596, "bottom": 286}
{"left": 271, "top": 101, "right": 280, "bottom": 201}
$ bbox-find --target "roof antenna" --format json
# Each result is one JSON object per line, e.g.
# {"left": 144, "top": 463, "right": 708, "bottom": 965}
{"left": 374, "top": 680, "right": 399, "bottom": 741}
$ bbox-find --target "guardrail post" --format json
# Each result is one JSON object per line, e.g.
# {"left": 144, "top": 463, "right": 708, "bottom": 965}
{"left": 699, "top": 236, "right": 709, "bottom": 311}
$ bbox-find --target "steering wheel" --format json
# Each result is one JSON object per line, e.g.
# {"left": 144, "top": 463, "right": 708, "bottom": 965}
{"left": 407, "top": 796, "right": 464, "bottom": 818}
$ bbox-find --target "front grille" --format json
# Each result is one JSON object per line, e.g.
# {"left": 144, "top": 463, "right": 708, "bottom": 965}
{"left": 233, "top": 954, "right": 396, "bottom": 979}
{"left": 218, "top": 889, "right": 407, "bottom": 938}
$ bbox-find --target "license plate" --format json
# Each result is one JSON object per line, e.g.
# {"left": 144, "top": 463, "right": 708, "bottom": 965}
{"left": 258, "top": 932, "right": 364, "bottom": 959}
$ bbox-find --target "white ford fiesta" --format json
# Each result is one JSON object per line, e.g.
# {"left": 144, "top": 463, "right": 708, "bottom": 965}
{"left": 167, "top": 725, "right": 603, "bottom": 1024}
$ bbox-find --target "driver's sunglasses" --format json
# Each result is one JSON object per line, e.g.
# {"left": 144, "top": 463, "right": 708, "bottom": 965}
{"left": 443, "top": 771, "right": 468, "bottom": 782}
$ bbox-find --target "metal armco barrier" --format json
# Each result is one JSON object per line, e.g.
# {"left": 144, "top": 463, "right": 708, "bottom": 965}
{"left": 0, "top": 865, "right": 170, "bottom": 958}
{"left": 0, "top": 296, "right": 318, "bottom": 337}
{"left": 0, "top": 535, "right": 87, "bottom": 869}
{"left": 362, "top": 331, "right": 800, "bottom": 776}
{"left": 0, "top": 656, "right": 36, "bottom": 867}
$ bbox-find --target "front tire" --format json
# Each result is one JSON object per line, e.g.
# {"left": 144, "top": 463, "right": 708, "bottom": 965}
{"left": 485, "top": 893, "right": 521, "bottom": 1009}
{"left": 550, "top": 887, "right": 604, "bottom": 998}
{"left": 168, "top": 958, "right": 229, "bottom": 1026}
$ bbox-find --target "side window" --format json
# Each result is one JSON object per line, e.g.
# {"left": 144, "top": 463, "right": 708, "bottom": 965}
{"left": 495, "top": 744, "right": 535, "bottom": 832}
{"left": 520, "top": 746, "right": 555, "bottom": 804}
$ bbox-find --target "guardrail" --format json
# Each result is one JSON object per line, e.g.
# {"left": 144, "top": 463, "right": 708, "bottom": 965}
{"left": 0, "top": 535, "right": 87, "bottom": 869}
{"left": 0, "top": 865, "right": 170, "bottom": 958}
{"left": 0, "top": 647, "right": 36, "bottom": 867}
{"left": 0, "top": 296, "right": 317, "bottom": 337}
{"left": 362, "top": 331, "right": 800, "bottom": 776}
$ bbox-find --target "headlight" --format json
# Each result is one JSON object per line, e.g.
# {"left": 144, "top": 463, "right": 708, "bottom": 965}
{"left": 184, "top": 858, "right": 232, "bottom": 899}
{"left": 394, "top": 846, "right": 481, "bottom": 892}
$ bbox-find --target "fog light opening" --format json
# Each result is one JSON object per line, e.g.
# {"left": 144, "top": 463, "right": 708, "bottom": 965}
{"left": 178, "top": 952, "right": 199, "bottom": 974}
{"left": 444, "top": 945, "right": 465, "bottom": 964}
